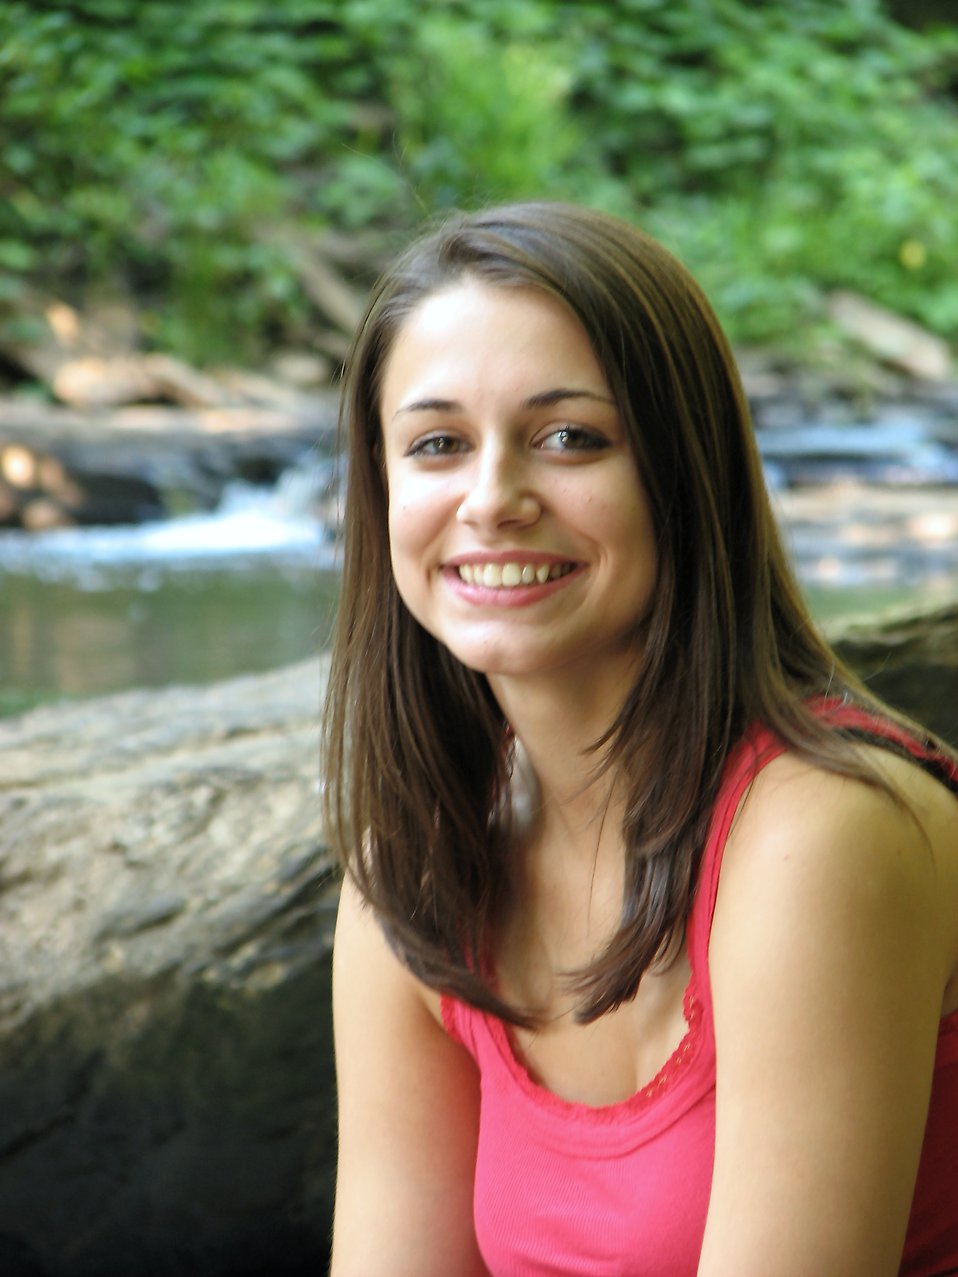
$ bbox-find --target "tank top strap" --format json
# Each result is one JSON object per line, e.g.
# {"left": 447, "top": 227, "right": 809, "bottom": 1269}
{"left": 686, "top": 722, "right": 786, "bottom": 1013}
{"left": 686, "top": 701, "right": 958, "bottom": 1015}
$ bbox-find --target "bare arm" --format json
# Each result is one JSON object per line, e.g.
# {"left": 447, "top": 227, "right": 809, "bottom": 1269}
{"left": 330, "top": 877, "right": 490, "bottom": 1277}
{"left": 700, "top": 754, "right": 958, "bottom": 1277}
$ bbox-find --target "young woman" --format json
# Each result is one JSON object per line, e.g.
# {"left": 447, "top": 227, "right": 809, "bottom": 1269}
{"left": 323, "top": 202, "right": 958, "bottom": 1277}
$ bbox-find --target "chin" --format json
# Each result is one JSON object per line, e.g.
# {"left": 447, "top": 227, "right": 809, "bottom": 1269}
{"left": 434, "top": 637, "right": 541, "bottom": 679}
{"left": 445, "top": 639, "right": 587, "bottom": 683}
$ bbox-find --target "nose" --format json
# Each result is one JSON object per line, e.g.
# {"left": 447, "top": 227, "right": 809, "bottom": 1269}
{"left": 456, "top": 438, "right": 540, "bottom": 532}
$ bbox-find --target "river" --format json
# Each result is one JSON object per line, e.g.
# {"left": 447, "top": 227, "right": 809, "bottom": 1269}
{"left": 2, "top": 442, "right": 958, "bottom": 718}
{"left": 0, "top": 462, "right": 341, "bottom": 716}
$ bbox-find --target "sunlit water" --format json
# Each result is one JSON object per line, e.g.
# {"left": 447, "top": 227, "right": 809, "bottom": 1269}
{"left": 1, "top": 452, "right": 957, "bottom": 717}
{"left": 0, "top": 461, "right": 341, "bottom": 716}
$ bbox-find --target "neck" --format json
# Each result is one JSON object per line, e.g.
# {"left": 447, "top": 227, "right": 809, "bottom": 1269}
{"left": 489, "top": 665, "right": 643, "bottom": 1011}
{"left": 491, "top": 656, "right": 635, "bottom": 817}
{"left": 498, "top": 730, "right": 629, "bottom": 1012}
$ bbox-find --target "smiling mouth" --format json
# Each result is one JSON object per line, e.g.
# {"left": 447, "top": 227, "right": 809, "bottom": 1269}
{"left": 456, "top": 562, "right": 577, "bottom": 588}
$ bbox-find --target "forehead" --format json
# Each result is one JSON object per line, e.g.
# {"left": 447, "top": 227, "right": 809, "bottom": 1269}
{"left": 379, "top": 278, "right": 610, "bottom": 410}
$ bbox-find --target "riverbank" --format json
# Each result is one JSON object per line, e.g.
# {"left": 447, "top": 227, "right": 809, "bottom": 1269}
{"left": 1, "top": 341, "right": 957, "bottom": 529}
{"left": 2, "top": 357, "right": 957, "bottom": 716}
{"left": 0, "top": 393, "right": 339, "bottom": 530}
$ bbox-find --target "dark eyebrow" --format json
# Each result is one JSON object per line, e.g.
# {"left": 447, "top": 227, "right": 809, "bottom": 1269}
{"left": 393, "top": 387, "right": 614, "bottom": 418}
{"left": 521, "top": 387, "right": 615, "bottom": 410}
{"left": 394, "top": 398, "right": 461, "bottom": 417}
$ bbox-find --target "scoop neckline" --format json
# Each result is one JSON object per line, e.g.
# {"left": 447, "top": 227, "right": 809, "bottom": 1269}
{"left": 481, "top": 967, "right": 706, "bottom": 1123}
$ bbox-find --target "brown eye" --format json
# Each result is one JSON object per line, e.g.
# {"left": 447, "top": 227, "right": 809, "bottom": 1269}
{"left": 538, "top": 426, "right": 608, "bottom": 452}
{"left": 407, "top": 434, "right": 466, "bottom": 458}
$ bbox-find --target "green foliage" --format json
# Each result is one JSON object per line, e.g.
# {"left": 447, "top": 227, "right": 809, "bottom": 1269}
{"left": 391, "top": 19, "right": 582, "bottom": 210}
{"left": 0, "top": 0, "right": 405, "bottom": 360}
{"left": 1, "top": 0, "right": 956, "bottom": 363}
{"left": 559, "top": 0, "right": 958, "bottom": 344}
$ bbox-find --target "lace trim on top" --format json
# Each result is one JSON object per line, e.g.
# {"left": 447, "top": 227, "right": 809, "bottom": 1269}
{"left": 453, "top": 951, "right": 713, "bottom": 1132}
{"left": 443, "top": 705, "right": 958, "bottom": 1131}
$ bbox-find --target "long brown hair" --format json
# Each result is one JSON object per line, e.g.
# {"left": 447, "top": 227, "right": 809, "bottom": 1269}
{"left": 322, "top": 201, "right": 935, "bottom": 1026}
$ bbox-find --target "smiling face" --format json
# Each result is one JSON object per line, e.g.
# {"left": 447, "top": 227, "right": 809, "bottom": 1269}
{"left": 379, "top": 277, "right": 658, "bottom": 692}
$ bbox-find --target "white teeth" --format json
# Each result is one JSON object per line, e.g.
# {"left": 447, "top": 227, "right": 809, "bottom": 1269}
{"left": 456, "top": 561, "right": 573, "bottom": 588}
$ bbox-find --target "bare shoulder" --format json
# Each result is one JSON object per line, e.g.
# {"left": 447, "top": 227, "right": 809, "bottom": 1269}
{"left": 715, "top": 743, "right": 958, "bottom": 1007}
{"left": 333, "top": 875, "right": 444, "bottom": 1024}
{"left": 699, "top": 745, "right": 958, "bottom": 1274}
{"left": 331, "top": 878, "right": 487, "bottom": 1277}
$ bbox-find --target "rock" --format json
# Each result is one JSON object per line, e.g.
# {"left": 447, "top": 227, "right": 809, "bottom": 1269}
{"left": 51, "top": 357, "right": 162, "bottom": 410}
{"left": 0, "top": 397, "right": 338, "bottom": 527}
{"left": 0, "top": 481, "right": 19, "bottom": 526}
{"left": 829, "top": 599, "right": 958, "bottom": 748}
{"left": 0, "top": 299, "right": 87, "bottom": 387}
{"left": 51, "top": 353, "right": 256, "bottom": 412}
{"left": 268, "top": 351, "right": 332, "bottom": 390}
{"left": 1, "top": 443, "right": 40, "bottom": 489}
{"left": 0, "top": 292, "right": 143, "bottom": 392}
{"left": 0, "top": 285, "right": 332, "bottom": 415}
{"left": 59, "top": 469, "right": 168, "bottom": 525}
{"left": 20, "top": 496, "right": 78, "bottom": 531}
{"left": 756, "top": 417, "right": 958, "bottom": 487}
{"left": 773, "top": 486, "right": 958, "bottom": 591}
{"left": 0, "top": 436, "right": 167, "bottom": 528}
{"left": 0, "top": 659, "right": 337, "bottom": 1276}
{"left": 0, "top": 601, "right": 954, "bottom": 1276}
{"left": 139, "top": 354, "right": 245, "bottom": 410}
{"left": 208, "top": 367, "right": 324, "bottom": 411}
{"left": 827, "top": 291, "right": 954, "bottom": 382}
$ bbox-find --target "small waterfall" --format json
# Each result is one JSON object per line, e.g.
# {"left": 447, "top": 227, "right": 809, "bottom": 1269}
{"left": 0, "top": 456, "right": 340, "bottom": 588}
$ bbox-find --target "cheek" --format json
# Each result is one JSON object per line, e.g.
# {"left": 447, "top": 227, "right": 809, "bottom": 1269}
{"left": 589, "top": 490, "right": 654, "bottom": 545}
{"left": 387, "top": 492, "right": 426, "bottom": 563}
{"left": 601, "top": 488, "right": 659, "bottom": 591}
{"left": 387, "top": 471, "right": 452, "bottom": 551}
{"left": 386, "top": 503, "right": 411, "bottom": 580}
{"left": 386, "top": 494, "right": 433, "bottom": 618}
{"left": 382, "top": 460, "right": 436, "bottom": 616}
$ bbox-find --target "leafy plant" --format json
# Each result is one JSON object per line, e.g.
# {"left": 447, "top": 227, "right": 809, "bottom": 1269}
{"left": 0, "top": 0, "right": 956, "bottom": 366}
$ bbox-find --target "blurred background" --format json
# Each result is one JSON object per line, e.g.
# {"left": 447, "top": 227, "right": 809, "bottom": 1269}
{"left": 2, "top": 0, "right": 958, "bottom": 718}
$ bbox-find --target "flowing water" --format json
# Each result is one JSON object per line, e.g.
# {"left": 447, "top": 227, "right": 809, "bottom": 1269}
{"left": 2, "top": 445, "right": 957, "bottom": 718}
{"left": 0, "top": 461, "right": 341, "bottom": 716}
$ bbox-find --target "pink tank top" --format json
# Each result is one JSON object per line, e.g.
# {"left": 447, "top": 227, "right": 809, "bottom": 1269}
{"left": 441, "top": 709, "right": 958, "bottom": 1276}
